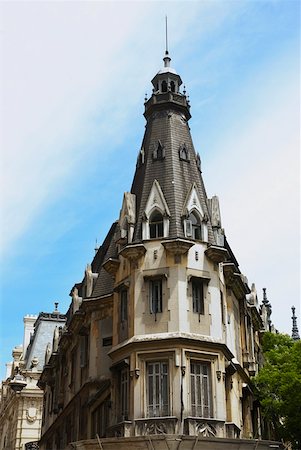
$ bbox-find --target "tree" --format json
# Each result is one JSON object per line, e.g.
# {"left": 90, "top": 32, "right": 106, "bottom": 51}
{"left": 253, "top": 332, "right": 301, "bottom": 449}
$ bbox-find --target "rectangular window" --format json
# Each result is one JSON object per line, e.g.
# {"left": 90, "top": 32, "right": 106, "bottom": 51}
{"left": 192, "top": 279, "right": 204, "bottom": 314}
{"left": 120, "top": 289, "right": 128, "bottom": 322}
{"left": 147, "top": 361, "right": 169, "bottom": 417}
{"left": 150, "top": 279, "right": 162, "bottom": 314}
{"left": 80, "top": 334, "right": 89, "bottom": 368}
{"left": 120, "top": 367, "right": 129, "bottom": 420}
{"left": 190, "top": 361, "right": 212, "bottom": 418}
{"left": 91, "top": 397, "right": 110, "bottom": 438}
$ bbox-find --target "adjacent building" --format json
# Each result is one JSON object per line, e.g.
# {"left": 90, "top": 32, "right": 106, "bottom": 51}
{"left": 38, "top": 49, "right": 282, "bottom": 449}
{"left": 0, "top": 308, "right": 66, "bottom": 450}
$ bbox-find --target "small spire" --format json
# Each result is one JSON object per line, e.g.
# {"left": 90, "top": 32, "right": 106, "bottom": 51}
{"left": 291, "top": 306, "right": 300, "bottom": 340}
{"left": 163, "top": 16, "right": 171, "bottom": 68}
{"left": 165, "top": 15, "right": 169, "bottom": 55}
{"left": 262, "top": 287, "right": 269, "bottom": 305}
{"left": 94, "top": 238, "right": 99, "bottom": 255}
{"left": 54, "top": 302, "right": 59, "bottom": 312}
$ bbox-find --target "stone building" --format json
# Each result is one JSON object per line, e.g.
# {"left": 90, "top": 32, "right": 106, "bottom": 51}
{"left": 38, "top": 49, "right": 282, "bottom": 449}
{"left": 0, "top": 308, "right": 66, "bottom": 450}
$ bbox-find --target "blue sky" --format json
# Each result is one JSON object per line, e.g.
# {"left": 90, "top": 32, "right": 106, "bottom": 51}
{"left": 0, "top": 0, "right": 300, "bottom": 379}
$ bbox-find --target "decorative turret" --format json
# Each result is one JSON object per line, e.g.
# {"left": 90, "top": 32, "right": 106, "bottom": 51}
{"left": 131, "top": 45, "right": 217, "bottom": 246}
{"left": 260, "top": 288, "right": 272, "bottom": 331}
{"left": 291, "top": 306, "right": 300, "bottom": 340}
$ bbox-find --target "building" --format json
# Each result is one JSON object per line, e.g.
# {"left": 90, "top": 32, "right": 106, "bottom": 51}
{"left": 0, "top": 308, "right": 66, "bottom": 450}
{"left": 38, "top": 48, "right": 282, "bottom": 449}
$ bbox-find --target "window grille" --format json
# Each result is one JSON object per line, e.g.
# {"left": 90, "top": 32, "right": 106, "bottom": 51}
{"left": 190, "top": 362, "right": 212, "bottom": 418}
{"left": 147, "top": 361, "right": 169, "bottom": 417}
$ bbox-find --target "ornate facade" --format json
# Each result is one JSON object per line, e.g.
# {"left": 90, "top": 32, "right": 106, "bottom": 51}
{"left": 0, "top": 309, "right": 66, "bottom": 450}
{"left": 38, "top": 50, "right": 282, "bottom": 449}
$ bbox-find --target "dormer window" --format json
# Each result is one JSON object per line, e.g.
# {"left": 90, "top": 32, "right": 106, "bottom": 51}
{"left": 185, "top": 211, "right": 202, "bottom": 240}
{"left": 153, "top": 141, "right": 165, "bottom": 160}
{"left": 179, "top": 144, "right": 189, "bottom": 161}
{"left": 149, "top": 211, "right": 164, "bottom": 238}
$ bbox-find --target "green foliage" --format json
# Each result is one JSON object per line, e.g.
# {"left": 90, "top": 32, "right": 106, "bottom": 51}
{"left": 253, "top": 332, "right": 301, "bottom": 448}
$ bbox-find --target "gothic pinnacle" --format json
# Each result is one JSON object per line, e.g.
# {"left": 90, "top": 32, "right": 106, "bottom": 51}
{"left": 291, "top": 306, "right": 300, "bottom": 340}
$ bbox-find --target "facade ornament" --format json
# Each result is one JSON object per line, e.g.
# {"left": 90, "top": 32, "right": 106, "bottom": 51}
{"left": 52, "top": 326, "right": 59, "bottom": 353}
{"left": 30, "top": 356, "right": 39, "bottom": 370}
{"left": 196, "top": 421, "right": 216, "bottom": 437}
{"left": 26, "top": 407, "right": 38, "bottom": 423}
{"left": 44, "top": 343, "right": 51, "bottom": 365}
{"left": 143, "top": 420, "right": 167, "bottom": 435}
{"left": 85, "top": 264, "right": 98, "bottom": 297}
{"left": 72, "top": 287, "right": 83, "bottom": 314}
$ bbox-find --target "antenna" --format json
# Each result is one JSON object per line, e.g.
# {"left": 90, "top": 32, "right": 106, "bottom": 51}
{"left": 165, "top": 16, "right": 168, "bottom": 55}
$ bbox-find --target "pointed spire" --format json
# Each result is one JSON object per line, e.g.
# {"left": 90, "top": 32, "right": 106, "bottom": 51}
{"left": 291, "top": 306, "right": 300, "bottom": 340}
{"left": 262, "top": 287, "right": 269, "bottom": 305}
{"left": 163, "top": 16, "right": 171, "bottom": 68}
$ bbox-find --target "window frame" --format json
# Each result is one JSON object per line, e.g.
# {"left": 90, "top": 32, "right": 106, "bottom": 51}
{"left": 149, "top": 279, "right": 163, "bottom": 315}
{"left": 149, "top": 211, "right": 164, "bottom": 239}
{"left": 190, "top": 360, "right": 212, "bottom": 418}
{"left": 192, "top": 278, "right": 204, "bottom": 315}
{"left": 146, "top": 360, "right": 169, "bottom": 417}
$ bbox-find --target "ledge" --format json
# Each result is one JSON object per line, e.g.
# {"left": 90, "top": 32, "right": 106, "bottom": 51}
{"left": 205, "top": 246, "right": 228, "bottom": 263}
{"left": 102, "top": 258, "right": 120, "bottom": 276}
{"left": 162, "top": 238, "right": 194, "bottom": 255}
{"left": 119, "top": 243, "right": 146, "bottom": 262}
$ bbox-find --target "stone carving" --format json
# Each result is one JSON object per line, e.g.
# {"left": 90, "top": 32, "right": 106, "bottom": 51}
{"left": 26, "top": 407, "right": 38, "bottom": 423}
{"left": 246, "top": 283, "right": 258, "bottom": 306}
{"left": 30, "top": 356, "right": 39, "bottom": 370}
{"left": 44, "top": 343, "right": 51, "bottom": 365}
{"left": 72, "top": 287, "right": 83, "bottom": 314}
{"left": 142, "top": 420, "right": 167, "bottom": 435}
{"left": 210, "top": 195, "right": 221, "bottom": 228}
{"left": 196, "top": 421, "right": 216, "bottom": 437}
{"left": 85, "top": 264, "right": 98, "bottom": 297}
{"left": 52, "top": 326, "right": 59, "bottom": 353}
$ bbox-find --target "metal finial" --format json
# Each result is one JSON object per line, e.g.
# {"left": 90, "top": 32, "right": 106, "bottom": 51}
{"left": 165, "top": 16, "right": 169, "bottom": 55}
{"left": 94, "top": 238, "right": 99, "bottom": 254}
{"left": 54, "top": 302, "right": 58, "bottom": 311}
{"left": 262, "top": 287, "right": 269, "bottom": 305}
{"left": 291, "top": 306, "right": 300, "bottom": 340}
{"left": 183, "top": 85, "right": 186, "bottom": 95}
{"left": 144, "top": 92, "right": 148, "bottom": 102}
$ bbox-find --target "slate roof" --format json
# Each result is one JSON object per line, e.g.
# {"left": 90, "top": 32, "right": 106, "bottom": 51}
{"left": 131, "top": 95, "right": 215, "bottom": 243}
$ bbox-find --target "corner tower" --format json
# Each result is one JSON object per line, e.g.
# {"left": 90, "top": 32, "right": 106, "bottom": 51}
{"left": 38, "top": 45, "right": 279, "bottom": 450}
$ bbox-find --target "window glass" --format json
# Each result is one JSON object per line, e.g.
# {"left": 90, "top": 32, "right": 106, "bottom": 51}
{"left": 120, "top": 289, "right": 128, "bottom": 322}
{"left": 150, "top": 279, "right": 163, "bottom": 314}
{"left": 192, "top": 279, "right": 204, "bottom": 314}
{"left": 120, "top": 367, "right": 129, "bottom": 420}
{"left": 188, "top": 211, "right": 202, "bottom": 240}
{"left": 149, "top": 212, "right": 164, "bottom": 239}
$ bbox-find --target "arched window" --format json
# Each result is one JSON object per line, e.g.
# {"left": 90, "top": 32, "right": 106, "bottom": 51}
{"left": 161, "top": 80, "right": 168, "bottom": 93}
{"left": 186, "top": 211, "right": 202, "bottom": 240}
{"left": 170, "top": 81, "right": 175, "bottom": 92}
{"left": 149, "top": 211, "right": 164, "bottom": 238}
